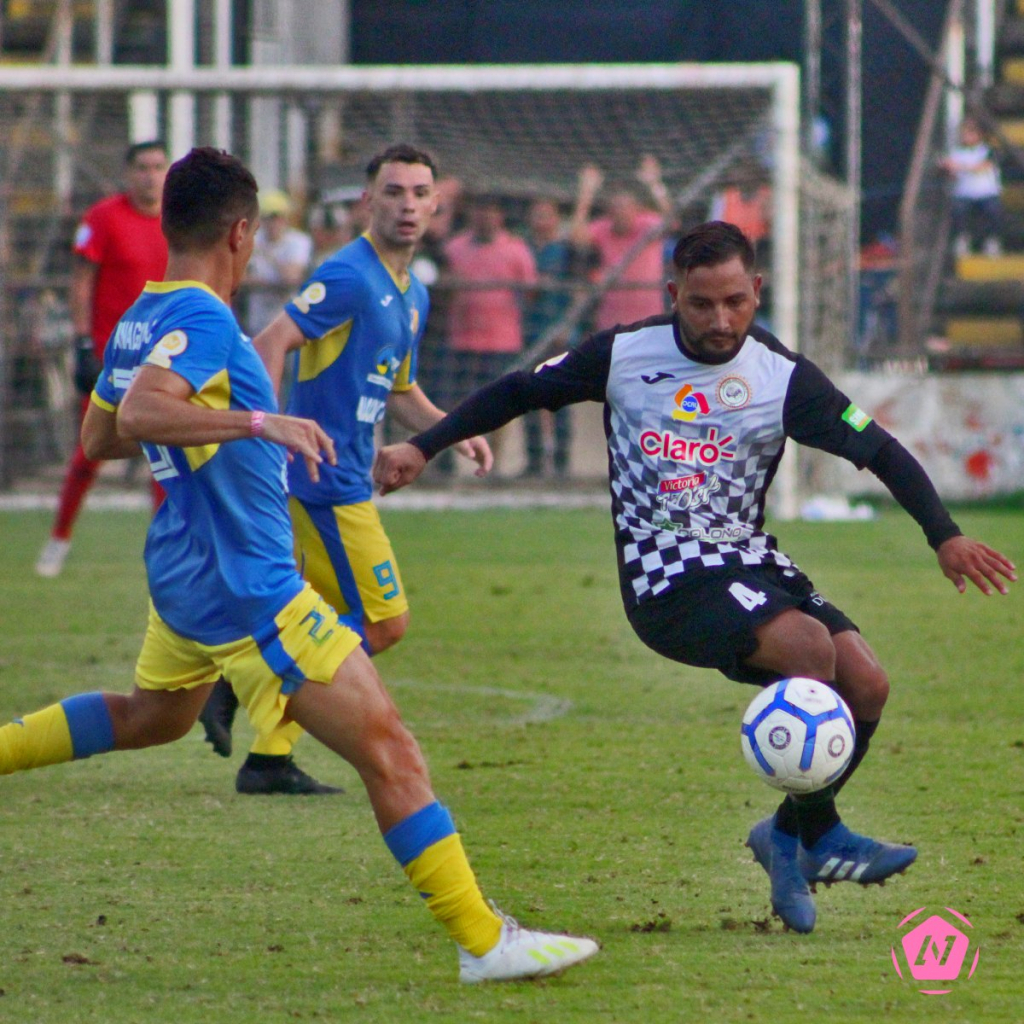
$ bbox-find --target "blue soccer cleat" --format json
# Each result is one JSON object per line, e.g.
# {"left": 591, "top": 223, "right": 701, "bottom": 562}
{"left": 746, "top": 815, "right": 816, "bottom": 933}
{"left": 797, "top": 822, "right": 917, "bottom": 886}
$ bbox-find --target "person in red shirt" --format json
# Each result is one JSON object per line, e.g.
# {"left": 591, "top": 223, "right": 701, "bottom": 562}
{"left": 441, "top": 195, "right": 537, "bottom": 469}
{"left": 570, "top": 155, "right": 676, "bottom": 331}
{"left": 36, "top": 140, "right": 169, "bottom": 578}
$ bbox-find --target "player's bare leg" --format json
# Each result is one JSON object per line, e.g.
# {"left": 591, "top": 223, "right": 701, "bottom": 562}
{"left": 286, "top": 647, "right": 598, "bottom": 982}
{"left": 0, "top": 683, "right": 212, "bottom": 775}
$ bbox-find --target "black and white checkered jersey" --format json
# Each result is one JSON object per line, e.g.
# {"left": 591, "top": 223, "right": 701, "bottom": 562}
{"left": 519, "top": 315, "right": 891, "bottom": 607}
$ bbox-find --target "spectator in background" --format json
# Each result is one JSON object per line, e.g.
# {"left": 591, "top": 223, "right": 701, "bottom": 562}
{"left": 245, "top": 189, "right": 314, "bottom": 335}
{"left": 409, "top": 176, "right": 463, "bottom": 469}
{"left": 443, "top": 194, "right": 537, "bottom": 470}
{"left": 570, "top": 155, "right": 675, "bottom": 331}
{"left": 709, "top": 158, "right": 772, "bottom": 263}
{"left": 521, "top": 196, "right": 589, "bottom": 478}
{"left": 940, "top": 116, "right": 1003, "bottom": 258}
{"left": 36, "top": 140, "right": 169, "bottom": 578}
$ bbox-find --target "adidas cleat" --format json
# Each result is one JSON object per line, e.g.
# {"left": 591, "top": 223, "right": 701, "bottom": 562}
{"left": 458, "top": 913, "right": 599, "bottom": 984}
{"left": 798, "top": 822, "right": 917, "bottom": 886}
{"left": 746, "top": 815, "right": 816, "bottom": 934}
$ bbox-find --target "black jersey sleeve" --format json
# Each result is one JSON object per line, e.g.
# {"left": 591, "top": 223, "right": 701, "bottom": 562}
{"left": 866, "top": 439, "right": 962, "bottom": 550}
{"left": 410, "top": 330, "right": 613, "bottom": 460}
{"left": 782, "top": 355, "right": 891, "bottom": 468}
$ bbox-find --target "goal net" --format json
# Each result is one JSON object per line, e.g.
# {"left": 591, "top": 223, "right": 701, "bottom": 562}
{"left": 0, "top": 63, "right": 854, "bottom": 514}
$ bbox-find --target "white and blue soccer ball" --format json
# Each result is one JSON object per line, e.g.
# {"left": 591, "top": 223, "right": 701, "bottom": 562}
{"left": 740, "top": 677, "right": 856, "bottom": 793}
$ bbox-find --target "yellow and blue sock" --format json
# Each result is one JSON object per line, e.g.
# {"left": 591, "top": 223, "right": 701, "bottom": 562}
{"left": 384, "top": 801, "right": 502, "bottom": 956}
{"left": 0, "top": 693, "right": 115, "bottom": 775}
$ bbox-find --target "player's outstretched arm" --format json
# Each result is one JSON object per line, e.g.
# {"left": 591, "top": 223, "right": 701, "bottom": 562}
{"left": 119, "top": 365, "right": 336, "bottom": 482}
{"left": 81, "top": 400, "right": 143, "bottom": 460}
{"left": 936, "top": 535, "right": 1017, "bottom": 596}
{"left": 373, "top": 442, "right": 428, "bottom": 495}
{"left": 387, "top": 385, "right": 493, "bottom": 478}
{"left": 253, "top": 312, "right": 306, "bottom": 397}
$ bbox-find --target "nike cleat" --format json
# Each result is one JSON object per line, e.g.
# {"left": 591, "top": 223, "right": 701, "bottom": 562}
{"left": 746, "top": 815, "right": 816, "bottom": 934}
{"left": 798, "top": 822, "right": 917, "bottom": 886}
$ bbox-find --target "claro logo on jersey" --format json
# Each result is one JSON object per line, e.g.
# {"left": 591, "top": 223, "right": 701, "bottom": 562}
{"left": 640, "top": 426, "right": 736, "bottom": 466}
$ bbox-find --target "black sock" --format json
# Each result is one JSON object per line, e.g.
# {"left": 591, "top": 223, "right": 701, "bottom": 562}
{"left": 241, "top": 752, "right": 289, "bottom": 770}
{"left": 831, "top": 717, "right": 879, "bottom": 796}
{"left": 792, "top": 786, "right": 841, "bottom": 849}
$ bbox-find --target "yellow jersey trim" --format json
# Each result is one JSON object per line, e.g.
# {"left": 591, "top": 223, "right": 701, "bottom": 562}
{"left": 143, "top": 280, "right": 223, "bottom": 303}
{"left": 297, "top": 320, "right": 353, "bottom": 383}
{"left": 90, "top": 391, "right": 117, "bottom": 413}
{"left": 363, "top": 232, "right": 411, "bottom": 293}
{"left": 183, "top": 367, "right": 231, "bottom": 470}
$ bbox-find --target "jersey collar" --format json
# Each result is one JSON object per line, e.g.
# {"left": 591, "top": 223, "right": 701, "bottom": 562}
{"left": 144, "top": 280, "right": 224, "bottom": 303}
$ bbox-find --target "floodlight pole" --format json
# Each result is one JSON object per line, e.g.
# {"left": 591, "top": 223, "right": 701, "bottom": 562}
{"left": 168, "top": 0, "right": 197, "bottom": 158}
{"left": 845, "top": 0, "right": 863, "bottom": 356}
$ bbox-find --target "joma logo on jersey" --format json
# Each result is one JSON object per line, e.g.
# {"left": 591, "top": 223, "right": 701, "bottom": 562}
{"left": 356, "top": 395, "right": 388, "bottom": 424}
{"left": 640, "top": 426, "right": 735, "bottom": 466}
{"left": 671, "top": 384, "right": 710, "bottom": 422}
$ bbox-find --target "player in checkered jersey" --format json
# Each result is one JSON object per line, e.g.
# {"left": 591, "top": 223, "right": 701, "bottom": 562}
{"left": 373, "top": 220, "right": 1017, "bottom": 934}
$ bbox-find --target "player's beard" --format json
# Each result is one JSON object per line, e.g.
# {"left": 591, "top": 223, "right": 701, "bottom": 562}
{"left": 678, "top": 321, "right": 746, "bottom": 364}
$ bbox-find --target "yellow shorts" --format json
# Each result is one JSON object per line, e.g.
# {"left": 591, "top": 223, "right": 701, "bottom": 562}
{"left": 289, "top": 497, "right": 409, "bottom": 625}
{"left": 135, "top": 584, "right": 362, "bottom": 737}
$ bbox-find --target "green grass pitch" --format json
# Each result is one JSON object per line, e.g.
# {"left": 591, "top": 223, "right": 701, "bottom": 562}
{"left": 1, "top": 503, "right": 1022, "bottom": 1022}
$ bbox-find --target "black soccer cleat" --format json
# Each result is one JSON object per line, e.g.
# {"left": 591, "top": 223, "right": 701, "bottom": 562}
{"left": 198, "top": 677, "right": 239, "bottom": 758}
{"left": 235, "top": 755, "right": 345, "bottom": 796}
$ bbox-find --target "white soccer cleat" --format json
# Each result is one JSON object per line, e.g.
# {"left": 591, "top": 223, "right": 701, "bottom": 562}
{"left": 458, "top": 913, "right": 599, "bottom": 984}
{"left": 35, "top": 538, "right": 71, "bottom": 578}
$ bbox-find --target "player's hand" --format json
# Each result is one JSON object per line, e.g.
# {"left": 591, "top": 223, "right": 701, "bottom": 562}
{"left": 937, "top": 535, "right": 1017, "bottom": 595}
{"left": 73, "top": 335, "right": 103, "bottom": 396}
{"left": 636, "top": 154, "right": 664, "bottom": 188}
{"left": 454, "top": 435, "right": 493, "bottom": 478}
{"left": 262, "top": 412, "right": 337, "bottom": 484}
{"left": 578, "top": 164, "right": 603, "bottom": 198}
{"left": 373, "top": 442, "right": 428, "bottom": 495}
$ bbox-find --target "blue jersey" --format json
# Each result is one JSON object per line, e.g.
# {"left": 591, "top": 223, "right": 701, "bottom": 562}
{"left": 93, "top": 281, "right": 303, "bottom": 645}
{"left": 283, "top": 234, "right": 427, "bottom": 506}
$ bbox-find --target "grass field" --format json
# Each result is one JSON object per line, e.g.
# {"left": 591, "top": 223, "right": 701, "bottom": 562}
{"left": 1, "top": 501, "right": 1022, "bottom": 1023}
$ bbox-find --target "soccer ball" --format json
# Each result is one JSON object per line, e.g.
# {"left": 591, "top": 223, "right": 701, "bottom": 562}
{"left": 740, "top": 678, "right": 856, "bottom": 793}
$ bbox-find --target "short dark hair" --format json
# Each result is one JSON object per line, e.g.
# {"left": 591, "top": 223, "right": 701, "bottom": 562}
{"left": 365, "top": 143, "right": 438, "bottom": 181}
{"left": 161, "top": 147, "right": 259, "bottom": 252}
{"left": 125, "top": 139, "right": 166, "bottom": 165}
{"left": 672, "top": 220, "right": 756, "bottom": 275}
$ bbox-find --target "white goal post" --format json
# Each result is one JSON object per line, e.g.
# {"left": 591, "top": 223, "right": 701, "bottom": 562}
{"left": 0, "top": 62, "right": 853, "bottom": 515}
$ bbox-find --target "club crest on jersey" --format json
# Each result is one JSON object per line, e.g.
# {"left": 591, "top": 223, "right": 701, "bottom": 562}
{"left": 671, "top": 384, "right": 711, "bottom": 422}
{"left": 640, "top": 426, "right": 736, "bottom": 467}
{"left": 292, "top": 281, "right": 327, "bottom": 314}
{"left": 716, "top": 374, "right": 752, "bottom": 409}
{"left": 367, "top": 345, "right": 403, "bottom": 389}
{"left": 146, "top": 329, "right": 188, "bottom": 368}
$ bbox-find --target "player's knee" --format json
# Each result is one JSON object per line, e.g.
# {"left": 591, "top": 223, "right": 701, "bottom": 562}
{"left": 752, "top": 610, "right": 836, "bottom": 680}
{"left": 109, "top": 693, "right": 194, "bottom": 749}
{"left": 845, "top": 665, "right": 890, "bottom": 720}
{"left": 366, "top": 612, "right": 409, "bottom": 655}
{"left": 362, "top": 706, "right": 429, "bottom": 786}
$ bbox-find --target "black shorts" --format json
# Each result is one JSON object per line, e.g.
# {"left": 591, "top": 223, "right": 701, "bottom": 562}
{"left": 626, "top": 562, "right": 858, "bottom": 686}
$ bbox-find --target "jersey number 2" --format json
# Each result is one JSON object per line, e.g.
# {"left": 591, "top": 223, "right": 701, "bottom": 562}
{"left": 728, "top": 581, "right": 768, "bottom": 612}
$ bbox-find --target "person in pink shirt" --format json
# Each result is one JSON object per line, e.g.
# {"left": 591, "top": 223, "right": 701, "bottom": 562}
{"left": 442, "top": 195, "right": 537, "bottom": 467}
{"left": 570, "top": 155, "right": 676, "bottom": 331}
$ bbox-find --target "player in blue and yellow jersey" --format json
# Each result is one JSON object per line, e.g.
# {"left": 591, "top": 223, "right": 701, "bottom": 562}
{"left": 0, "top": 147, "right": 597, "bottom": 984}
{"left": 197, "top": 144, "right": 493, "bottom": 784}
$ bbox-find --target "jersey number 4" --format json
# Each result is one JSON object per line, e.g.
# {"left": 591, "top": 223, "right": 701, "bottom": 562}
{"left": 729, "top": 581, "right": 768, "bottom": 612}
